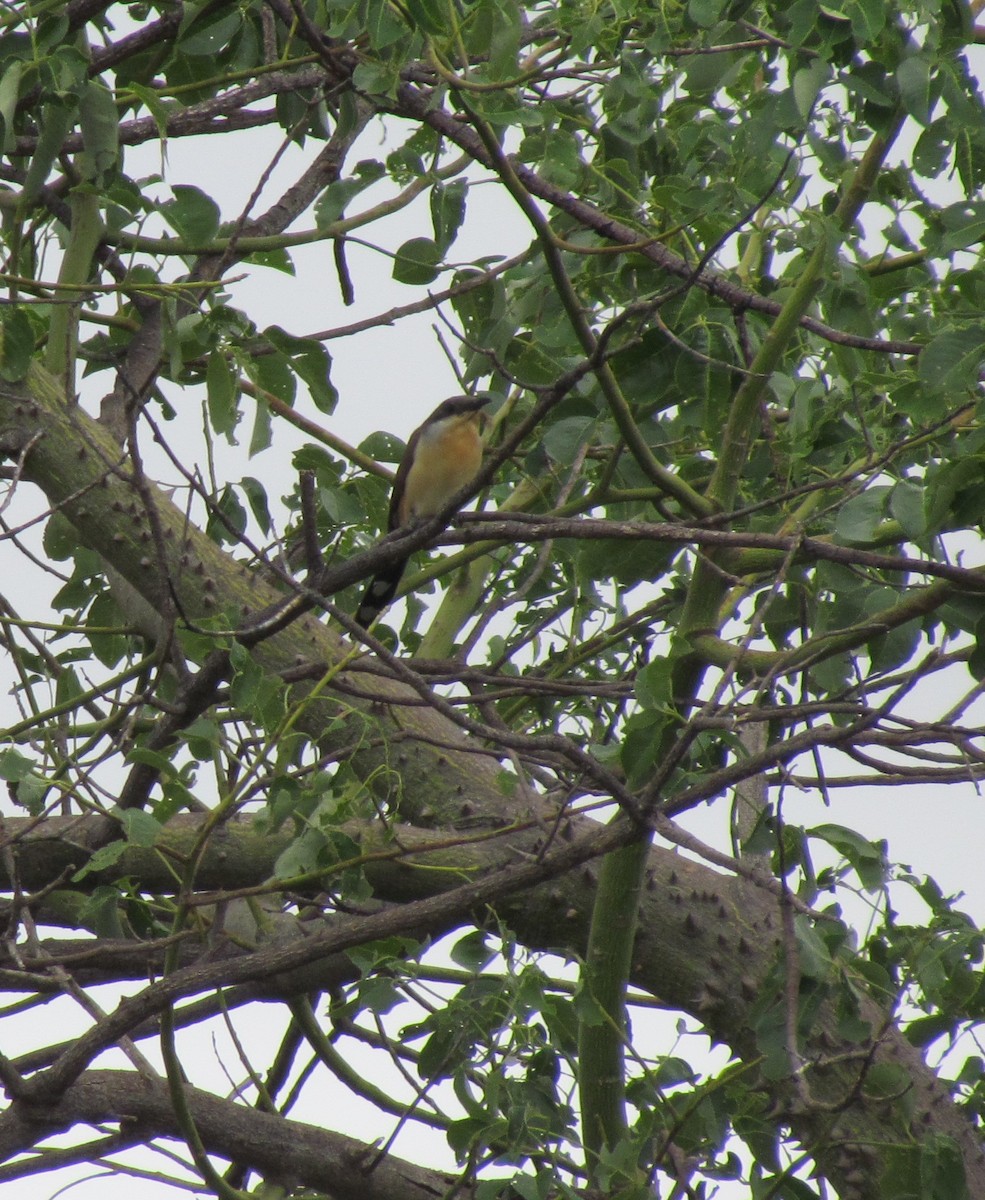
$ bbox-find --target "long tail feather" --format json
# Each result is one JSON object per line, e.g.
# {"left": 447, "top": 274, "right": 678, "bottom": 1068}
{"left": 354, "top": 557, "right": 408, "bottom": 628}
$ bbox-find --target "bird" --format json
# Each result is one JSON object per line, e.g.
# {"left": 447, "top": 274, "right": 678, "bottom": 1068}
{"left": 355, "top": 395, "right": 490, "bottom": 628}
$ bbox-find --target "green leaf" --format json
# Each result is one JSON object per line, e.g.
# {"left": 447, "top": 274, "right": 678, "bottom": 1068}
{"left": 809, "top": 824, "right": 887, "bottom": 891}
{"left": 241, "top": 475, "right": 272, "bottom": 535}
{"left": 542, "top": 416, "right": 595, "bottom": 465}
{"left": 467, "top": 0, "right": 522, "bottom": 79}
{"left": 87, "top": 590, "right": 126, "bottom": 668}
{"left": 184, "top": 718, "right": 222, "bottom": 761}
{"left": 918, "top": 326, "right": 984, "bottom": 395}
{"left": 430, "top": 179, "right": 468, "bottom": 255}
{"left": 126, "top": 746, "right": 183, "bottom": 777}
{"left": 495, "top": 769, "right": 518, "bottom": 796}
{"left": 314, "top": 178, "right": 360, "bottom": 227}
{"left": 206, "top": 352, "right": 239, "bottom": 441}
{"left": 22, "top": 99, "right": 77, "bottom": 205}
{"left": 792, "top": 61, "right": 831, "bottom": 120}
{"left": 273, "top": 830, "right": 328, "bottom": 880}
{"left": 635, "top": 659, "right": 673, "bottom": 711}
{"left": 162, "top": 184, "right": 221, "bottom": 245}
{"left": 939, "top": 201, "right": 985, "bottom": 251}
{"left": 78, "top": 885, "right": 127, "bottom": 937}
{"left": 366, "top": 0, "right": 409, "bottom": 48}
{"left": 688, "top": 0, "right": 727, "bottom": 28}
{"left": 11, "top": 771, "right": 48, "bottom": 816}
{"left": 249, "top": 344, "right": 295, "bottom": 406}
{"left": 906, "top": 1014, "right": 953, "bottom": 1048}
{"left": 401, "top": 0, "right": 447, "bottom": 35}
{"left": 450, "top": 930, "right": 493, "bottom": 970}
{"left": 360, "top": 430, "right": 403, "bottom": 463}
{"left": 920, "top": 1134, "right": 968, "bottom": 1200}
{"left": 229, "top": 646, "right": 285, "bottom": 728}
{"left": 122, "top": 82, "right": 173, "bottom": 145}
{"left": 0, "top": 59, "right": 24, "bottom": 153}
{"left": 968, "top": 614, "right": 985, "bottom": 681}
{"left": 78, "top": 80, "right": 119, "bottom": 183}
{"left": 0, "top": 308, "right": 36, "bottom": 381}
{"left": 897, "top": 55, "right": 932, "bottom": 126}
{"left": 178, "top": 6, "right": 243, "bottom": 55}
{"left": 834, "top": 486, "right": 890, "bottom": 544}
{"left": 913, "top": 120, "right": 950, "bottom": 180}
{"left": 55, "top": 665, "right": 83, "bottom": 709}
{"left": 45, "top": 513, "right": 79, "bottom": 562}
{"left": 0, "top": 749, "right": 34, "bottom": 782}
{"left": 119, "top": 808, "right": 162, "bottom": 848}
{"left": 244, "top": 245, "right": 295, "bottom": 273}
{"left": 483, "top": 1175, "right": 543, "bottom": 1200}
{"left": 314, "top": 160, "right": 386, "bottom": 227}
{"left": 867, "top": 617, "right": 920, "bottom": 677}
{"left": 352, "top": 60, "right": 400, "bottom": 97}
{"left": 620, "top": 708, "right": 672, "bottom": 788}
{"left": 843, "top": 0, "right": 886, "bottom": 41}
{"left": 392, "top": 237, "right": 442, "bottom": 284}
{"left": 794, "top": 914, "right": 835, "bottom": 980}
{"left": 889, "top": 480, "right": 926, "bottom": 539}
{"left": 576, "top": 537, "right": 673, "bottom": 588}
{"left": 73, "top": 840, "right": 126, "bottom": 880}
{"left": 924, "top": 456, "right": 985, "bottom": 537}
{"left": 264, "top": 327, "right": 337, "bottom": 414}
{"left": 861, "top": 1061, "right": 913, "bottom": 1109}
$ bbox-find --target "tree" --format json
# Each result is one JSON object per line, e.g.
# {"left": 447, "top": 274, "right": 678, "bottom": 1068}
{"left": 0, "top": 0, "right": 984, "bottom": 1196}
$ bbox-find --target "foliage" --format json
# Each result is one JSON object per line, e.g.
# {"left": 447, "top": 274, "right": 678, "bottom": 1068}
{"left": 0, "top": 1, "right": 984, "bottom": 1197}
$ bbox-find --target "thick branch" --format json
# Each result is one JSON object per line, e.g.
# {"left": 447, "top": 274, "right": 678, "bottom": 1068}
{"left": 0, "top": 1069, "right": 459, "bottom": 1200}
{"left": 447, "top": 513, "right": 983, "bottom": 592}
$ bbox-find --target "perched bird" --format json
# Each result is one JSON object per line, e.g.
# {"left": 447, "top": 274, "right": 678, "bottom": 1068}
{"left": 355, "top": 395, "right": 490, "bottom": 628}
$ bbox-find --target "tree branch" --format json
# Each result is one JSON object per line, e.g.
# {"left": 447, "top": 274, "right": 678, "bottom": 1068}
{"left": 0, "top": 1069, "right": 460, "bottom": 1200}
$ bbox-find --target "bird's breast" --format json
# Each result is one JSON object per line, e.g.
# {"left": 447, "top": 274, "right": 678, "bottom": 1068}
{"left": 400, "top": 418, "right": 483, "bottom": 523}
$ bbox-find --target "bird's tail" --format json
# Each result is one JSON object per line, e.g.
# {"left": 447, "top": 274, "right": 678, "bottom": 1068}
{"left": 354, "top": 557, "right": 408, "bottom": 628}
